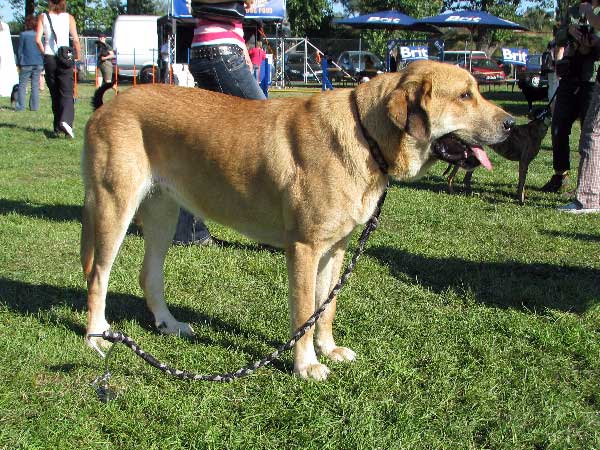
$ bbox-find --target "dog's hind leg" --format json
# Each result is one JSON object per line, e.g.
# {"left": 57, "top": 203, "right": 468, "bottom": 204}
{"left": 314, "top": 238, "right": 356, "bottom": 363}
{"left": 286, "top": 242, "right": 330, "bottom": 380}
{"left": 136, "top": 192, "right": 194, "bottom": 337}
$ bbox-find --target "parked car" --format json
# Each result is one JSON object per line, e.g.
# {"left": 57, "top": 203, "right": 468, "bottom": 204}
{"left": 460, "top": 56, "right": 506, "bottom": 83}
{"left": 336, "top": 51, "right": 384, "bottom": 79}
{"left": 284, "top": 52, "right": 322, "bottom": 82}
{"left": 516, "top": 53, "right": 548, "bottom": 88}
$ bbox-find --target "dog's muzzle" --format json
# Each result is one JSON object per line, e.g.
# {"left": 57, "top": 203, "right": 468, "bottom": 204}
{"left": 432, "top": 135, "right": 493, "bottom": 171}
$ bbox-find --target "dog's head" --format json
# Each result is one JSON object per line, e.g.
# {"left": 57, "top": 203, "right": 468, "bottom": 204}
{"left": 528, "top": 106, "right": 552, "bottom": 126}
{"left": 355, "top": 61, "right": 514, "bottom": 178}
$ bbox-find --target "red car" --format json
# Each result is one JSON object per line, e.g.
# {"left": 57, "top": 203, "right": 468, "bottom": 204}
{"left": 460, "top": 56, "right": 507, "bottom": 84}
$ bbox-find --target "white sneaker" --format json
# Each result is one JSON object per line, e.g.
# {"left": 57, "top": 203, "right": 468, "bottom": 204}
{"left": 557, "top": 200, "right": 600, "bottom": 214}
{"left": 61, "top": 121, "right": 74, "bottom": 139}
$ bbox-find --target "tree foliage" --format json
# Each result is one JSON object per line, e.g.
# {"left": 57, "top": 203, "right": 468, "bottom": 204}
{"left": 286, "top": 0, "right": 332, "bottom": 36}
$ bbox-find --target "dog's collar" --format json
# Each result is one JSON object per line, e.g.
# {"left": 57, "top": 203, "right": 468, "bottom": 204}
{"left": 353, "top": 92, "right": 389, "bottom": 175}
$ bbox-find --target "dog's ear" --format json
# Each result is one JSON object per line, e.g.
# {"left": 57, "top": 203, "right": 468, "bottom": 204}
{"left": 387, "top": 78, "right": 432, "bottom": 142}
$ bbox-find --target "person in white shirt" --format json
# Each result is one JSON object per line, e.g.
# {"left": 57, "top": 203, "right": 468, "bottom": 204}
{"left": 35, "top": 0, "right": 81, "bottom": 138}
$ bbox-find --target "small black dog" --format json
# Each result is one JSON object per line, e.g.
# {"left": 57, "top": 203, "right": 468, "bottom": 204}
{"left": 517, "top": 78, "right": 548, "bottom": 112}
{"left": 10, "top": 84, "right": 19, "bottom": 109}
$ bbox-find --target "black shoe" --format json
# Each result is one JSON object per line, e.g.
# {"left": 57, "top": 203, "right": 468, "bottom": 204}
{"left": 541, "top": 174, "right": 567, "bottom": 193}
{"left": 173, "top": 235, "right": 214, "bottom": 247}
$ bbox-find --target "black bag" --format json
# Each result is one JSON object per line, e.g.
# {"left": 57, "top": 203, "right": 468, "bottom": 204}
{"left": 46, "top": 12, "right": 74, "bottom": 69}
{"left": 190, "top": 1, "right": 246, "bottom": 20}
{"left": 540, "top": 50, "right": 553, "bottom": 75}
{"left": 555, "top": 58, "right": 571, "bottom": 78}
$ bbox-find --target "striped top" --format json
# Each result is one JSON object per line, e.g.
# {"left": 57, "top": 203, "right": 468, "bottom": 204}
{"left": 191, "top": 17, "right": 244, "bottom": 48}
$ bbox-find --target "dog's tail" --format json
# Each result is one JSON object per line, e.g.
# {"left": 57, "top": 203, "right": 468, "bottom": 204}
{"left": 92, "top": 82, "right": 115, "bottom": 110}
{"left": 80, "top": 191, "right": 95, "bottom": 281}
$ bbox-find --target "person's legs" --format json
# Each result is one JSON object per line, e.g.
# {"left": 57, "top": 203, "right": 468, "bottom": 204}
{"left": 55, "top": 64, "right": 75, "bottom": 133}
{"left": 30, "top": 65, "right": 42, "bottom": 111}
{"left": 575, "top": 85, "right": 600, "bottom": 209}
{"left": 542, "top": 81, "right": 580, "bottom": 192}
{"left": 16, "top": 66, "right": 33, "bottom": 111}
{"left": 100, "top": 62, "right": 113, "bottom": 84}
{"left": 44, "top": 55, "right": 61, "bottom": 132}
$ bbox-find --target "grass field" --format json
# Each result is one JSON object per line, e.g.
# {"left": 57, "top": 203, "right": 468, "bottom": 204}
{"left": 1, "top": 82, "right": 599, "bottom": 449}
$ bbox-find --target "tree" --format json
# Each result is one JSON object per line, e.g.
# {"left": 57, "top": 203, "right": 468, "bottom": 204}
{"left": 286, "top": 0, "right": 333, "bottom": 36}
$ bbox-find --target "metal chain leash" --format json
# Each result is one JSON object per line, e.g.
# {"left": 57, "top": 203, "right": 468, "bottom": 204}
{"left": 88, "top": 182, "right": 389, "bottom": 387}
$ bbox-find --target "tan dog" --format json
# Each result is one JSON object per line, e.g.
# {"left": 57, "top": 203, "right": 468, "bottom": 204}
{"left": 444, "top": 106, "right": 551, "bottom": 204}
{"left": 81, "top": 60, "right": 513, "bottom": 380}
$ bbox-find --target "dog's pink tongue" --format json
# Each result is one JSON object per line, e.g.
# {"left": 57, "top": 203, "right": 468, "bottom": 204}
{"left": 472, "top": 146, "right": 493, "bottom": 171}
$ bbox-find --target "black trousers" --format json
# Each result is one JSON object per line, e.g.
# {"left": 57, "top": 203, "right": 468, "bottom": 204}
{"left": 551, "top": 79, "right": 595, "bottom": 173}
{"left": 43, "top": 55, "right": 74, "bottom": 132}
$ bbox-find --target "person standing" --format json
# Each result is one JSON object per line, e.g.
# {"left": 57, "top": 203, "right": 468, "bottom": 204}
{"left": 35, "top": 0, "right": 81, "bottom": 138}
{"left": 321, "top": 51, "right": 334, "bottom": 91}
{"left": 16, "top": 14, "right": 43, "bottom": 112}
{"left": 541, "top": 0, "right": 600, "bottom": 192}
{"left": 173, "top": 0, "right": 266, "bottom": 245}
{"left": 247, "top": 37, "right": 266, "bottom": 80}
{"left": 160, "top": 29, "right": 172, "bottom": 84}
{"left": 96, "top": 33, "right": 115, "bottom": 86}
{"left": 558, "top": 1, "right": 600, "bottom": 213}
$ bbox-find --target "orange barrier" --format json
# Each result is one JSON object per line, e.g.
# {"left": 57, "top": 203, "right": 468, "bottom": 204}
{"left": 169, "top": 64, "right": 173, "bottom": 84}
{"left": 133, "top": 62, "right": 137, "bottom": 86}
{"left": 74, "top": 66, "right": 78, "bottom": 98}
{"left": 95, "top": 67, "right": 99, "bottom": 87}
{"left": 152, "top": 65, "right": 155, "bottom": 84}
{"left": 114, "top": 65, "right": 119, "bottom": 89}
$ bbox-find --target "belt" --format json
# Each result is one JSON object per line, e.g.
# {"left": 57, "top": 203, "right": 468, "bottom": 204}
{"left": 190, "top": 45, "right": 244, "bottom": 60}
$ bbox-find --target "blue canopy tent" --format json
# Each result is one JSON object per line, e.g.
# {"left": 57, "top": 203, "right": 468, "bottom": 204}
{"left": 332, "top": 10, "right": 436, "bottom": 32}
{"left": 332, "top": 10, "right": 439, "bottom": 72}
{"left": 416, "top": 10, "right": 526, "bottom": 70}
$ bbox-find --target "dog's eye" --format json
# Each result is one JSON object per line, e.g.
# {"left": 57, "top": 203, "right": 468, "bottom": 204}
{"left": 460, "top": 91, "right": 472, "bottom": 100}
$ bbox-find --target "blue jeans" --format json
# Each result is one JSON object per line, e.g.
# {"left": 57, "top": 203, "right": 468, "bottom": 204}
{"left": 173, "top": 47, "right": 266, "bottom": 244}
{"left": 16, "top": 64, "right": 43, "bottom": 111}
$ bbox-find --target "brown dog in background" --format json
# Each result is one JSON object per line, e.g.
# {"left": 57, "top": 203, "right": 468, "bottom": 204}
{"left": 444, "top": 106, "right": 551, "bottom": 204}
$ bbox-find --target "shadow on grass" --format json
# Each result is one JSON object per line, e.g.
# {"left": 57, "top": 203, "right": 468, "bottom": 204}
{"left": 0, "top": 198, "right": 82, "bottom": 222}
{"left": 0, "top": 122, "right": 50, "bottom": 134}
{"left": 540, "top": 230, "right": 600, "bottom": 243}
{"left": 0, "top": 277, "right": 291, "bottom": 374}
{"left": 367, "top": 246, "right": 599, "bottom": 313}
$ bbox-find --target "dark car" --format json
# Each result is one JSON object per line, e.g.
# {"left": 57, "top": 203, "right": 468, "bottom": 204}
{"left": 284, "top": 52, "right": 322, "bottom": 82}
{"left": 516, "top": 53, "right": 548, "bottom": 88}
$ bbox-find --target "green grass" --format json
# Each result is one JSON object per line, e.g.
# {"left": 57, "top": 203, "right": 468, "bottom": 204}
{"left": 1, "top": 83, "right": 599, "bottom": 449}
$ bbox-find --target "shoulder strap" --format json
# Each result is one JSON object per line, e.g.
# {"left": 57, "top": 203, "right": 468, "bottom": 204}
{"left": 45, "top": 12, "right": 58, "bottom": 47}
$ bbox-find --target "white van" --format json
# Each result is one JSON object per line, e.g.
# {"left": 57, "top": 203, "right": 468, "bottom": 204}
{"left": 112, "top": 15, "right": 160, "bottom": 80}
{"left": 443, "top": 50, "right": 487, "bottom": 65}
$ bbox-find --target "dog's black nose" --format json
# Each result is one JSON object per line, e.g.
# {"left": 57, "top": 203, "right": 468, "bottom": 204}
{"left": 503, "top": 117, "right": 516, "bottom": 131}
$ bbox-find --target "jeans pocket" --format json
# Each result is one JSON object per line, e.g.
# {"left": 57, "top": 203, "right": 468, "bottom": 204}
{"left": 193, "top": 66, "right": 223, "bottom": 92}
{"left": 222, "top": 53, "right": 246, "bottom": 72}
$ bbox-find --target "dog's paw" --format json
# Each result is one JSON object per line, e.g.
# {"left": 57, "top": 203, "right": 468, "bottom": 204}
{"left": 156, "top": 319, "right": 195, "bottom": 337}
{"left": 322, "top": 346, "right": 356, "bottom": 362}
{"left": 86, "top": 323, "right": 112, "bottom": 357}
{"left": 294, "top": 363, "right": 331, "bottom": 381}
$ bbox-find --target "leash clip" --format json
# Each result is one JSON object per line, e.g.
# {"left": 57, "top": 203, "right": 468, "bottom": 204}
{"left": 89, "top": 333, "right": 119, "bottom": 402}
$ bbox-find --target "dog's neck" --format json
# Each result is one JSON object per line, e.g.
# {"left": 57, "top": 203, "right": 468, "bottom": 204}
{"left": 355, "top": 111, "right": 389, "bottom": 176}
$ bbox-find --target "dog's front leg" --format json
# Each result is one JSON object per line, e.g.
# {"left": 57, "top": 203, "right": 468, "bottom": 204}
{"left": 286, "top": 242, "right": 330, "bottom": 381}
{"left": 315, "top": 239, "right": 356, "bottom": 363}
